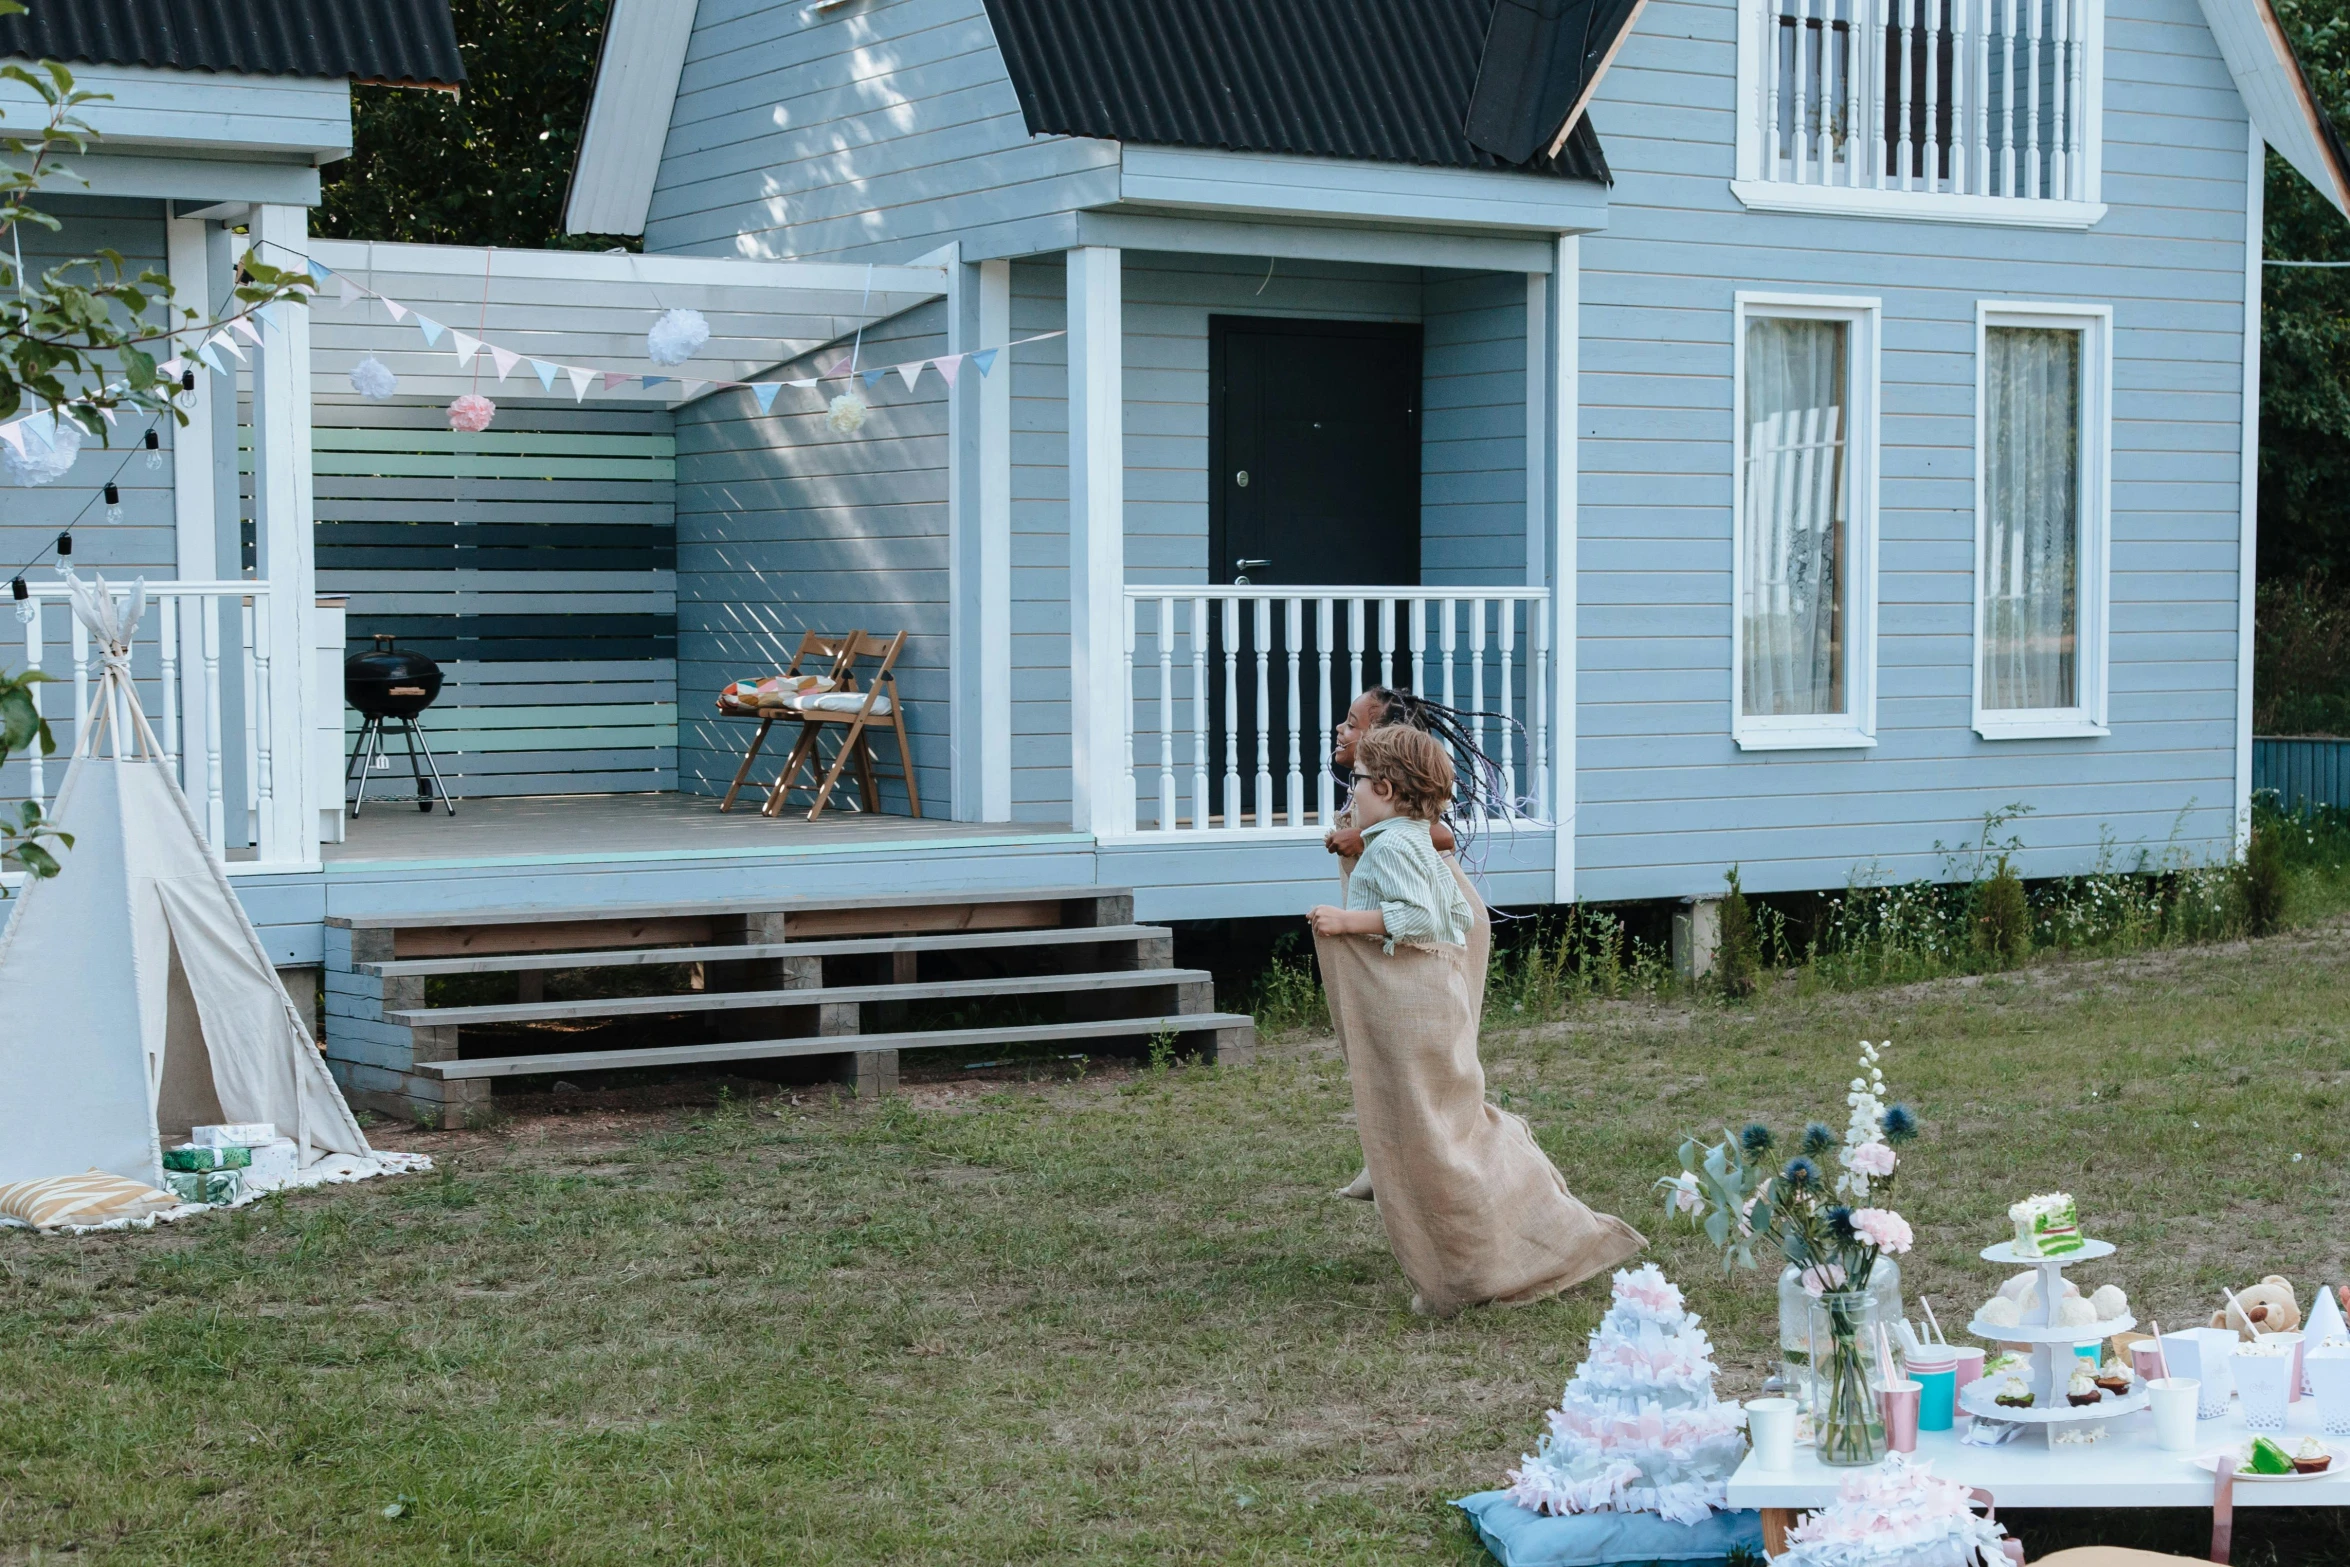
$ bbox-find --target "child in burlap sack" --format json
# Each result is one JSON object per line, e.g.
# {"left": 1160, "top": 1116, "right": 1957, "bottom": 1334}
{"left": 1309, "top": 723, "right": 1643, "bottom": 1316}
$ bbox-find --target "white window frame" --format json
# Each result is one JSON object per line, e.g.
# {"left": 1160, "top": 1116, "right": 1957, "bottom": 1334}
{"left": 1971, "top": 299, "right": 2112, "bottom": 741}
{"left": 1729, "top": 0, "right": 2108, "bottom": 229}
{"left": 1731, "top": 292, "right": 1881, "bottom": 751}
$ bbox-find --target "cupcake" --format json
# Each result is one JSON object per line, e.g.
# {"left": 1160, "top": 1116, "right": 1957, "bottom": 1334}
{"left": 2094, "top": 1358, "right": 2134, "bottom": 1396}
{"left": 2067, "top": 1369, "right": 2101, "bottom": 1407}
{"left": 1994, "top": 1375, "right": 2035, "bottom": 1409}
{"left": 2294, "top": 1440, "right": 2333, "bottom": 1476}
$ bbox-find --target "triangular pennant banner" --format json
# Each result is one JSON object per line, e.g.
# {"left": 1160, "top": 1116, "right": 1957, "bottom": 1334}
{"left": 196, "top": 345, "right": 228, "bottom": 376}
{"left": 209, "top": 330, "right": 247, "bottom": 363}
{"left": 530, "top": 357, "right": 559, "bottom": 391}
{"left": 97, "top": 404, "right": 118, "bottom": 427}
{"left": 229, "top": 316, "right": 265, "bottom": 346}
{"left": 970, "top": 348, "right": 999, "bottom": 377}
{"left": 256, "top": 302, "right": 283, "bottom": 330}
{"left": 787, "top": 377, "right": 818, "bottom": 389}
{"left": 489, "top": 345, "right": 520, "bottom": 382}
{"left": 337, "top": 275, "right": 360, "bottom": 307}
{"left": 415, "top": 315, "right": 445, "bottom": 347}
{"left": 383, "top": 298, "right": 409, "bottom": 322}
{"left": 159, "top": 358, "right": 185, "bottom": 380}
{"left": 601, "top": 371, "right": 631, "bottom": 392}
{"left": 566, "top": 365, "right": 593, "bottom": 401}
{"left": 895, "top": 361, "right": 922, "bottom": 391}
{"left": 449, "top": 331, "right": 481, "bottom": 368}
{"left": 827, "top": 355, "right": 855, "bottom": 378}
{"left": 751, "top": 382, "right": 781, "bottom": 414}
{"left": 933, "top": 355, "right": 962, "bottom": 388}
{"left": 20, "top": 411, "right": 53, "bottom": 452}
{"left": 642, "top": 375, "right": 670, "bottom": 390}
{"left": 862, "top": 367, "right": 887, "bottom": 387}
{"left": 680, "top": 379, "right": 706, "bottom": 400}
{"left": 307, "top": 259, "right": 332, "bottom": 283}
{"left": 0, "top": 422, "right": 23, "bottom": 457}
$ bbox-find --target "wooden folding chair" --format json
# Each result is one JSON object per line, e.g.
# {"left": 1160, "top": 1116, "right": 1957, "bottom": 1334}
{"left": 762, "top": 630, "right": 921, "bottom": 821}
{"left": 717, "top": 631, "right": 855, "bottom": 812}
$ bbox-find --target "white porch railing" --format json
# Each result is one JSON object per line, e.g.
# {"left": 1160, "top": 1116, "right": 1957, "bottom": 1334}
{"left": 9, "top": 581, "right": 274, "bottom": 857}
{"left": 1121, "top": 586, "right": 1551, "bottom": 835}
{"left": 1757, "top": 0, "right": 2092, "bottom": 201}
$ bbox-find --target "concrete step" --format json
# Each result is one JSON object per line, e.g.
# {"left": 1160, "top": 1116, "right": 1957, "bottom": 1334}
{"left": 388, "top": 967, "right": 1214, "bottom": 1027}
{"left": 363, "top": 923, "right": 1174, "bottom": 978}
{"left": 413, "top": 1012, "right": 1259, "bottom": 1082}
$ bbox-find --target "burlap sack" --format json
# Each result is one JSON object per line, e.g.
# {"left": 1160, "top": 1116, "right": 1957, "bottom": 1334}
{"left": 1316, "top": 861, "right": 1644, "bottom": 1315}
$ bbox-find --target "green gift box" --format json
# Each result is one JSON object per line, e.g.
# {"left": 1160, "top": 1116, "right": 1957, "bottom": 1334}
{"left": 164, "top": 1144, "right": 252, "bottom": 1173}
{"left": 161, "top": 1168, "right": 243, "bottom": 1205}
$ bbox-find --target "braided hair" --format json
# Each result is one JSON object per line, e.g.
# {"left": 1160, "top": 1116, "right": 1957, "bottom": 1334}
{"left": 1356, "top": 686, "right": 1525, "bottom": 845}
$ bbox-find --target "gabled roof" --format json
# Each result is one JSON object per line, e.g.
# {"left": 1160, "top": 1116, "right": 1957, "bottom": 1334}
{"left": 978, "top": 0, "right": 1612, "bottom": 183}
{"left": 2198, "top": 0, "right": 2350, "bottom": 218}
{"left": 0, "top": 0, "right": 464, "bottom": 89}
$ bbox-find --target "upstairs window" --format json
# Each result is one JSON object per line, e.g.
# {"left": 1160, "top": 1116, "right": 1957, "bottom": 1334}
{"left": 1734, "top": 0, "right": 2107, "bottom": 226}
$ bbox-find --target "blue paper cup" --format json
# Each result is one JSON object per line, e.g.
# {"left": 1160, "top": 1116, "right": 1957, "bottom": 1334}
{"left": 1913, "top": 1365, "right": 1957, "bottom": 1431}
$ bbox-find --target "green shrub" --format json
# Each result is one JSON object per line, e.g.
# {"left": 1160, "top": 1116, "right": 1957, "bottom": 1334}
{"left": 1976, "top": 854, "right": 2032, "bottom": 966}
{"left": 2243, "top": 823, "right": 2291, "bottom": 935}
{"left": 1717, "top": 867, "right": 1762, "bottom": 998}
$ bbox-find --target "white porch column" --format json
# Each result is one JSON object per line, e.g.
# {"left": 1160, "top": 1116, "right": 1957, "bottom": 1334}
{"left": 1066, "top": 246, "right": 1129, "bottom": 835}
{"left": 164, "top": 213, "right": 218, "bottom": 839}
{"left": 950, "top": 250, "right": 1013, "bottom": 821}
{"left": 1544, "top": 235, "right": 1580, "bottom": 906}
{"left": 248, "top": 204, "right": 319, "bottom": 867}
{"left": 2234, "top": 128, "right": 2262, "bottom": 852}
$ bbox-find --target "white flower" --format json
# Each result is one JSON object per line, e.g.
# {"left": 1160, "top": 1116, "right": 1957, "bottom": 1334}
{"left": 826, "top": 391, "right": 868, "bottom": 434}
{"left": 645, "top": 306, "right": 711, "bottom": 366}
{"left": 348, "top": 354, "right": 398, "bottom": 400}
{"left": 1668, "top": 1172, "right": 1705, "bottom": 1216}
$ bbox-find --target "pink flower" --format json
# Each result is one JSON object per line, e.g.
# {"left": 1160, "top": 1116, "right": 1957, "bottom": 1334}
{"left": 448, "top": 393, "right": 496, "bottom": 432}
{"left": 1851, "top": 1207, "right": 1914, "bottom": 1254}
{"left": 1667, "top": 1173, "right": 1705, "bottom": 1216}
{"left": 1799, "top": 1261, "right": 1848, "bottom": 1296}
{"left": 1845, "top": 1141, "right": 1897, "bottom": 1178}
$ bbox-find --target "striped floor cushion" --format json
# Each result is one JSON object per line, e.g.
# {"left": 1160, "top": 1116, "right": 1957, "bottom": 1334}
{"left": 0, "top": 1169, "right": 184, "bottom": 1230}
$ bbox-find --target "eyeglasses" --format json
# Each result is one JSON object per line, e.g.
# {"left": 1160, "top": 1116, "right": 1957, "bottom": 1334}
{"left": 1348, "top": 771, "right": 1373, "bottom": 785}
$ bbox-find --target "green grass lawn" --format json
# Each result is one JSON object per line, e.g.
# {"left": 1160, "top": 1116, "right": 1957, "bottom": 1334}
{"left": 6, "top": 923, "right": 2350, "bottom": 1564}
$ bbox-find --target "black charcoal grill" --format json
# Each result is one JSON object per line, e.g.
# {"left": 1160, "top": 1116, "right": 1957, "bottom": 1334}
{"left": 344, "top": 633, "right": 455, "bottom": 815}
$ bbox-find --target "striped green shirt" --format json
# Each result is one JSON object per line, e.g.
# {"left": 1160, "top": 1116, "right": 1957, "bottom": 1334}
{"left": 1346, "top": 817, "right": 1474, "bottom": 952}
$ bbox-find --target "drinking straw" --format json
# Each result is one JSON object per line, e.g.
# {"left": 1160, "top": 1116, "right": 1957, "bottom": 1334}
{"left": 2151, "top": 1320, "right": 2172, "bottom": 1381}
{"left": 1877, "top": 1323, "right": 1899, "bottom": 1385}
{"left": 2222, "top": 1286, "right": 2263, "bottom": 1338}
{"left": 1921, "top": 1296, "right": 1945, "bottom": 1345}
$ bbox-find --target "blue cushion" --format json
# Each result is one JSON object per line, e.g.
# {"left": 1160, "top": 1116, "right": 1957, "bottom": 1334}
{"left": 1452, "top": 1493, "right": 1766, "bottom": 1567}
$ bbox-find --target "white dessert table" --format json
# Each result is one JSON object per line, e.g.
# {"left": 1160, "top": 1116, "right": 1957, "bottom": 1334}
{"left": 1726, "top": 1398, "right": 2350, "bottom": 1562}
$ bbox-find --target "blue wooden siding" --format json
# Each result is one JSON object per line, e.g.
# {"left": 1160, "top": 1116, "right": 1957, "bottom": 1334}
{"left": 1572, "top": 0, "right": 2252, "bottom": 899}
{"left": 647, "top": 0, "right": 1118, "bottom": 262}
{"left": 672, "top": 302, "right": 952, "bottom": 814}
{"left": 1422, "top": 270, "right": 1530, "bottom": 587}
{"left": 2255, "top": 738, "right": 2350, "bottom": 814}
{"left": 1008, "top": 259, "right": 1074, "bottom": 822}
{"left": 306, "top": 403, "right": 680, "bottom": 796}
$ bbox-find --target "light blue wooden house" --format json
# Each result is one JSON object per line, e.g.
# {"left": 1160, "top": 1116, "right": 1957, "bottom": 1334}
{"left": 6, "top": 0, "right": 2347, "bottom": 1117}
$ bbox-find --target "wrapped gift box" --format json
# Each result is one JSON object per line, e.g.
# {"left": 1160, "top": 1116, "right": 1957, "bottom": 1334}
{"left": 191, "top": 1123, "right": 276, "bottom": 1149}
{"left": 161, "top": 1168, "right": 243, "bottom": 1205}
{"left": 163, "top": 1143, "right": 253, "bottom": 1173}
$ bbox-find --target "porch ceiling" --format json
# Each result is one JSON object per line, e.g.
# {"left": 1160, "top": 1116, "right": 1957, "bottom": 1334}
{"left": 306, "top": 239, "right": 948, "bottom": 406}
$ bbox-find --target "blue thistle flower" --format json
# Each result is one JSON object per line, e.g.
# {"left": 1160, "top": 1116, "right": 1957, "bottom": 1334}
{"left": 1782, "top": 1156, "right": 1820, "bottom": 1191}
{"left": 1826, "top": 1205, "right": 1858, "bottom": 1241}
{"left": 1801, "top": 1121, "right": 1838, "bottom": 1158}
{"left": 1740, "top": 1122, "right": 1774, "bottom": 1155}
{"left": 1881, "top": 1104, "right": 1919, "bottom": 1144}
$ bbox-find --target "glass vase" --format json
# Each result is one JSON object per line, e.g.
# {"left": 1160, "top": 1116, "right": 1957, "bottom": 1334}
{"left": 1808, "top": 1288, "right": 1888, "bottom": 1465}
{"left": 1780, "top": 1256, "right": 1903, "bottom": 1414}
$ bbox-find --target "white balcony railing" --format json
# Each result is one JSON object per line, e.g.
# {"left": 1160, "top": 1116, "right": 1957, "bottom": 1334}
{"left": 1742, "top": 0, "right": 2100, "bottom": 213}
{"left": 8, "top": 580, "right": 274, "bottom": 857}
{"left": 1121, "top": 586, "right": 1551, "bottom": 835}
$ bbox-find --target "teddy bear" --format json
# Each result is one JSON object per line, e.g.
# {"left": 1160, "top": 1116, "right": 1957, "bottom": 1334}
{"left": 2210, "top": 1276, "right": 2301, "bottom": 1339}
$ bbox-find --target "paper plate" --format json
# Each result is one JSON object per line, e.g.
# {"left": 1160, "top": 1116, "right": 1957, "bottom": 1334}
{"left": 2194, "top": 1448, "right": 2339, "bottom": 1483}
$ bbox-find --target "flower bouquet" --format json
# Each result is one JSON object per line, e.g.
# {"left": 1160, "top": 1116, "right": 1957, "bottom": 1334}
{"left": 1658, "top": 1040, "right": 1922, "bottom": 1465}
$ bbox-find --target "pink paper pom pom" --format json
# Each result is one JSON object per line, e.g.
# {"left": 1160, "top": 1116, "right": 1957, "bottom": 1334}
{"left": 448, "top": 393, "right": 496, "bottom": 432}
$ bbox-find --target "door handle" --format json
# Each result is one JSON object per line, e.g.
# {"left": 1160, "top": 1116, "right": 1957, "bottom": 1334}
{"left": 1233, "top": 557, "right": 1270, "bottom": 586}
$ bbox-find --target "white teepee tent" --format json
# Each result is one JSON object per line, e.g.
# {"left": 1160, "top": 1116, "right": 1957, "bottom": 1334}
{"left": 0, "top": 575, "right": 370, "bottom": 1187}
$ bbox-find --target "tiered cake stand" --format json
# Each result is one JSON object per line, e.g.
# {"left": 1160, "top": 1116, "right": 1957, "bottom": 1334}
{"left": 1960, "top": 1237, "right": 2148, "bottom": 1434}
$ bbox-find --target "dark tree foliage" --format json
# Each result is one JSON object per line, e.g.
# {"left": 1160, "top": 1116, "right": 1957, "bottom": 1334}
{"left": 2261, "top": 0, "right": 2350, "bottom": 582}
{"left": 315, "top": 0, "right": 636, "bottom": 252}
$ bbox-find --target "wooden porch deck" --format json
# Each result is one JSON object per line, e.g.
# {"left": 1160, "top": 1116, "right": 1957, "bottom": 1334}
{"left": 322, "top": 792, "right": 1061, "bottom": 866}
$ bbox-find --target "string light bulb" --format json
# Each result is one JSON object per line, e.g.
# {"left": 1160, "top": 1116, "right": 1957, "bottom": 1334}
{"left": 10, "top": 575, "right": 29, "bottom": 626}
{"left": 143, "top": 427, "right": 162, "bottom": 470}
{"left": 55, "top": 530, "right": 71, "bottom": 559}
{"left": 175, "top": 367, "right": 197, "bottom": 411}
{"left": 103, "top": 481, "right": 123, "bottom": 524}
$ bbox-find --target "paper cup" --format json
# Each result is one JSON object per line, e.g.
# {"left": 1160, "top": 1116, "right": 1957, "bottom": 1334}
{"left": 1879, "top": 1379, "right": 1923, "bottom": 1453}
{"left": 2131, "top": 1341, "right": 2167, "bottom": 1384}
{"left": 2147, "top": 1377, "right": 2201, "bottom": 1452}
{"left": 2307, "top": 1348, "right": 2350, "bottom": 1437}
{"left": 1950, "top": 1345, "right": 1986, "bottom": 1395}
{"left": 2266, "top": 1332, "right": 2306, "bottom": 1403}
{"left": 2234, "top": 1344, "right": 2295, "bottom": 1432}
{"left": 1747, "top": 1396, "right": 1799, "bottom": 1471}
{"left": 1911, "top": 1365, "right": 1957, "bottom": 1432}
{"left": 2165, "top": 1328, "right": 2239, "bottom": 1419}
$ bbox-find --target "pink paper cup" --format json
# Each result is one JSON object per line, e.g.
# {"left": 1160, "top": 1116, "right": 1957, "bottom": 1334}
{"left": 1879, "top": 1378, "right": 1923, "bottom": 1454}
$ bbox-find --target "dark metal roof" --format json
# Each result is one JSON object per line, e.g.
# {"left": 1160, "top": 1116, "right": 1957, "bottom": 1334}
{"left": 979, "top": 0, "right": 1609, "bottom": 184}
{"left": 1466, "top": 0, "right": 1649, "bottom": 166}
{"left": 0, "top": 0, "right": 465, "bottom": 88}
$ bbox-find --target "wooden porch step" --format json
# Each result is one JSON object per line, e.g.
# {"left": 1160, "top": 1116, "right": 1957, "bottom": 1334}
{"left": 413, "top": 1013, "right": 1258, "bottom": 1081}
{"left": 387, "top": 967, "right": 1213, "bottom": 1027}
{"left": 362, "top": 923, "right": 1173, "bottom": 978}
{"left": 326, "top": 883, "right": 1126, "bottom": 930}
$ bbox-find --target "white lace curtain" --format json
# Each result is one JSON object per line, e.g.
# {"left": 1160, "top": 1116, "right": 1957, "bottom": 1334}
{"left": 1982, "top": 325, "right": 2081, "bottom": 710}
{"left": 1742, "top": 316, "right": 1848, "bottom": 717}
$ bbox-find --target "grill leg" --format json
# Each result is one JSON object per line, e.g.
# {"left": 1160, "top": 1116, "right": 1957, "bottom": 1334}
{"left": 349, "top": 715, "right": 385, "bottom": 817}
{"left": 406, "top": 716, "right": 457, "bottom": 816}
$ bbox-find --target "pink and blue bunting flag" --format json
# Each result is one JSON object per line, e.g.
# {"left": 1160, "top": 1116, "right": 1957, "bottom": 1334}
{"left": 450, "top": 331, "right": 482, "bottom": 368}
{"left": 415, "top": 315, "right": 445, "bottom": 348}
{"left": 20, "top": 411, "right": 53, "bottom": 452}
{"left": 932, "top": 355, "right": 962, "bottom": 387}
{"left": 827, "top": 354, "right": 855, "bottom": 378}
{"left": 307, "top": 260, "right": 332, "bottom": 284}
{"left": 209, "top": 330, "right": 247, "bottom": 363}
{"left": 256, "top": 302, "right": 283, "bottom": 330}
{"left": 861, "top": 367, "right": 888, "bottom": 387}
{"left": 601, "top": 371, "right": 631, "bottom": 392}
{"left": 490, "top": 345, "right": 520, "bottom": 382}
{"left": 159, "top": 357, "right": 185, "bottom": 379}
{"left": 383, "top": 298, "right": 409, "bottom": 322}
{"left": 230, "top": 316, "right": 265, "bottom": 346}
{"left": 894, "top": 361, "right": 922, "bottom": 391}
{"left": 969, "top": 348, "right": 999, "bottom": 377}
{"left": 337, "top": 275, "right": 360, "bottom": 307}
{"left": 751, "top": 382, "right": 781, "bottom": 413}
{"left": 566, "top": 365, "right": 593, "bottom": 401}
{"left": 642, "top": 375, "right": 669, "bottom": 390}
{"left": 0, "top": 422, "right": 23, "bottom": 457}
{"left": 196, "top": 344, "right": 228, "bottom": 375}
{"left": 530, "top": 358, "right": 559, "bottom": 391}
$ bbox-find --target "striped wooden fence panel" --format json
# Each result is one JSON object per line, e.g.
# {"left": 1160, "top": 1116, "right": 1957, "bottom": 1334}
{"left": 271, "top": 404, "right": 678, "bottom": 798}
{"left": 2254, "top": 737, "right": 2350, "bottom": 815}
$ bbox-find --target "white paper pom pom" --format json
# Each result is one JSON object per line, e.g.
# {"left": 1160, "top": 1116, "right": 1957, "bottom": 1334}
{"left": 1977, "top": 1295, "right": 2021, "bottom": 1328}
{"left": 646, "top": 307, "right": 710, "bottom": 367}
{"left": 2090, "top": 1284, "right": 2128, "bottom": 1321}
{"left": 349, "top": 354, "right": 398, "bottom": 400}
{"left": 448, "top": 393, "right": 496, "bottom": 433}
{"left": 826, "top": 391, "right": 868, "bottom": 434}
{"left": 3, "top": 413, "right": 84, "bottom": 486}
{"left": 2057, "top": 1294, "right": 2098, "bottom": 1327}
